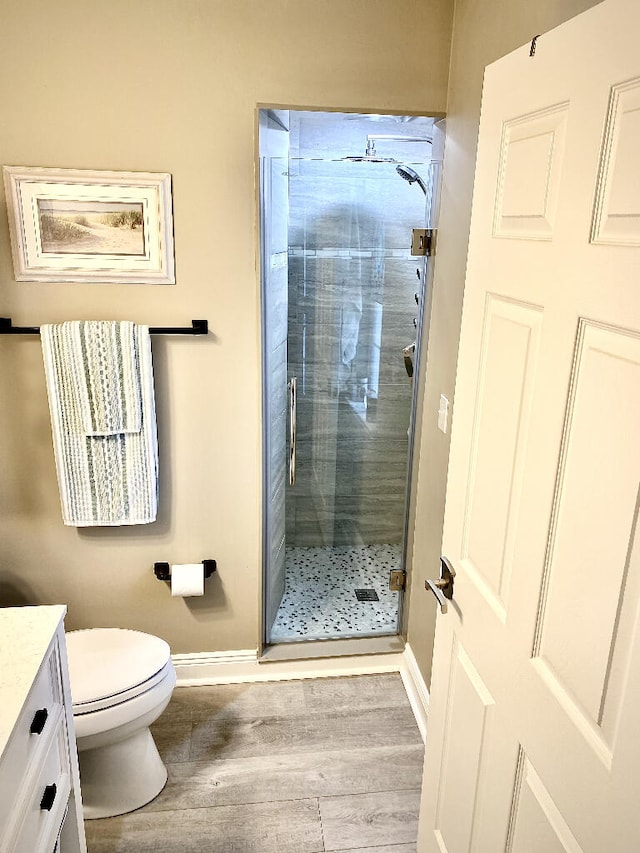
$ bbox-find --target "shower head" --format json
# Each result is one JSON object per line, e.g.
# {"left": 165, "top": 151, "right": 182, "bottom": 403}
{"left": 396, "top": 165, "right": 427, "bottom": 195}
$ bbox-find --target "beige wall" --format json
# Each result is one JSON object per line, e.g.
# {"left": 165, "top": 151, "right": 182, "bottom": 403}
{"left": 405, "top": 0, "right": 602, "bottom": 681}
{"left": 0, "top": 0, "right": 453, "bottom": 652}
{"left": 1, "top": 0, "right": 603, "bottom": 669}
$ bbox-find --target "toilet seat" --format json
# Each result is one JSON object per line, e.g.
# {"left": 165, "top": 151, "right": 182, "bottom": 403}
{"left": 72, "top": 659, "right": 174, "bottom": 715}
{"left": 66, "top": 628, "right": 172, "bottom": 715}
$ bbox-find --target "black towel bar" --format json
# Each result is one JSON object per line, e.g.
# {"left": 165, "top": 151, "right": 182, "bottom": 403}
{"left": 0, "top": 318, "right": 208, "bottom": 335}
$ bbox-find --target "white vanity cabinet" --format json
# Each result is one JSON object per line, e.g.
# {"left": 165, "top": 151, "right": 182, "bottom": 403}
{"left": 0, "top": 606, "right": 86, "bottom": 853}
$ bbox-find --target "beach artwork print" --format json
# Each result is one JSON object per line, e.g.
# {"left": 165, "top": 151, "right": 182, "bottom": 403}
{"left": 3, "top": 166, "right": 175, "bottom": 282}
{"left": 37, "top": 199, "right": 146, "bottom": 256}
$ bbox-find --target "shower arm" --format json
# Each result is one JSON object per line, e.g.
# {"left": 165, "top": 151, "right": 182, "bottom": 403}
{"left": 365, "top": 134, "right": 432, "bottom": 157}
{"left": 366, "top": 135, "right": 433, "bottom": 144}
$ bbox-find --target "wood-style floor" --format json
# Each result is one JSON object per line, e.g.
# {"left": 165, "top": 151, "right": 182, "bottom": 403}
{"left": 84, "top": 673, "right": 424, "bottom": 852}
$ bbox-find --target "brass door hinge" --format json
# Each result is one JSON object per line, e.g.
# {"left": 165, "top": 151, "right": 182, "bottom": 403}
{"left": 411, "top": 228, "right": 436, "bottom": 257}
{"left": 389, "top": 569, "right": 406, "bottom": 591}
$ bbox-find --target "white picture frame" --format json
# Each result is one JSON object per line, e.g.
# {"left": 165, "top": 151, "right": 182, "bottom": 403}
{"left": 2, "top": 166, "right": 175, "bottom": 283}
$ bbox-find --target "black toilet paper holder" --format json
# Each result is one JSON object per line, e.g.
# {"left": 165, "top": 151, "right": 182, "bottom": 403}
{"left": 153, "top": 560, "right": 217, "bottom": 582}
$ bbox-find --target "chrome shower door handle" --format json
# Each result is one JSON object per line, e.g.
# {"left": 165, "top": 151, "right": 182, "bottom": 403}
{"left": 288, "top": 377, "right": 297, "bottom": 486}
{"left": 425, "top": 556, "right": 456, "bottom": 614}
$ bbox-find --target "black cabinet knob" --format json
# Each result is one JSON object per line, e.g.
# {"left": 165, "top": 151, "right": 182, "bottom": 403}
{"left": 40, "top": 783, "right": 57, "bottom": 811}
{"left": 30, "top": 708, "right": 48, "bottom": 735}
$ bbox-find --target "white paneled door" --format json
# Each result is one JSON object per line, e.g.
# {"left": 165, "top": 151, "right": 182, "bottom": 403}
{"left": 418, "top": 0, "right": 640, "bottom": 850}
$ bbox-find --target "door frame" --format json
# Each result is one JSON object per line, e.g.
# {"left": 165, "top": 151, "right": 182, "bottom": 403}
{"left": 257, "top": 105, "right": 444, "bottom": 658}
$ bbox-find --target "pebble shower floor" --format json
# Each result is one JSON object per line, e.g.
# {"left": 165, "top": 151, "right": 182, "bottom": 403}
{"left": 270, "top": 544, "right": 402, "bottom": 641}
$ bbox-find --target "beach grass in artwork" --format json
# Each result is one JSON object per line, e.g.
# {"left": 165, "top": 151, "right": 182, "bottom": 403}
{"left": 37, "top": 199, "right": 146, "bottom": 256}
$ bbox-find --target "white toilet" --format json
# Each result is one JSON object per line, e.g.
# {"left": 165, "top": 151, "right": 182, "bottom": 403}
{"left": 65, "top": 628, "right": 177, "bottom": 819}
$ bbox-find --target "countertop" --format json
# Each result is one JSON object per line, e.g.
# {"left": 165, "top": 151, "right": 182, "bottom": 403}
{"left": 0, "top": 604, "right": 66, "bottom": 760}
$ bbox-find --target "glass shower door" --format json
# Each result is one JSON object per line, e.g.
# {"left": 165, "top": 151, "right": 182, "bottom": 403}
{"left": 268, "top": 155, "right": 432, "bottom": 642}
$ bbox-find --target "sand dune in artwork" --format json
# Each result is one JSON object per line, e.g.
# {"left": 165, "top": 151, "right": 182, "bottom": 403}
{"left": 39, "top": 214, "right": 145, "bottom": 256}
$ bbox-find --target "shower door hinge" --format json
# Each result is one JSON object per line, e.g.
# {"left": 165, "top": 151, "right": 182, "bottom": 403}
{"left": 389, "top": 570, "right": 406, "bottom": 591}
{"left": 411, "top": 228, "right": 436, "bottom": 257}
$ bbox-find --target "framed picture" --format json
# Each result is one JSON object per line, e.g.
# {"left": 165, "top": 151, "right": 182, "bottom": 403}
{"left": 2, "top": 166, "right": 175, "bottom": 283}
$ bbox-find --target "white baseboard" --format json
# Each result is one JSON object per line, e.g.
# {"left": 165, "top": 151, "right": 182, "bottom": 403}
{"left": 399, "top": 642, "right": 430, "bottom": 742}
{"left": 172, "top": 644, "right": 429, "bottom": 741}
{"left": 172, "top": 650, "right": 259, "bottom": 684}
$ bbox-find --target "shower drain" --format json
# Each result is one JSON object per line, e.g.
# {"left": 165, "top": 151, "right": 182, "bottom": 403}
{"left": 355, "top": 588, "right": 379, "bottom": 602}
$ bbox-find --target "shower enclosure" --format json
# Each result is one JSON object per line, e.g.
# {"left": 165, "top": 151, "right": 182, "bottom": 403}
{"left": 260, "top": 110, "right": 438, "bottom": 646}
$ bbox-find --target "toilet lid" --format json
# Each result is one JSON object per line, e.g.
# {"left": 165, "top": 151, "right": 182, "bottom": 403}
{"left": 65, "top": 628, "right": 171, "bottom": 708}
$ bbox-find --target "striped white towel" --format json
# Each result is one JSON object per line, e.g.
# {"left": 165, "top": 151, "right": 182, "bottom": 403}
{"left": 41, "top": 321, "right": 158, "bottom": 527}
{"left": 70, "top": 320, "right": 142, "bottom": 436}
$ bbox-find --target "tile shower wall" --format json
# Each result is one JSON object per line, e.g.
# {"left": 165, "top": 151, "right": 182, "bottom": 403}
{"left": 286, "top": 113, "right": 431, "bottom": 548}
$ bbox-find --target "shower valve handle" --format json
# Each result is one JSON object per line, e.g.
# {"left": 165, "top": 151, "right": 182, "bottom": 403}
{"left": 402, "top": 341, "right": 416, "bottom": 380}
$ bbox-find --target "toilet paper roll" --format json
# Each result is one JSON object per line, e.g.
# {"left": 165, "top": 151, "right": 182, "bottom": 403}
{"left": 170, "top": 563, "right": 205, "bottom": 597}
